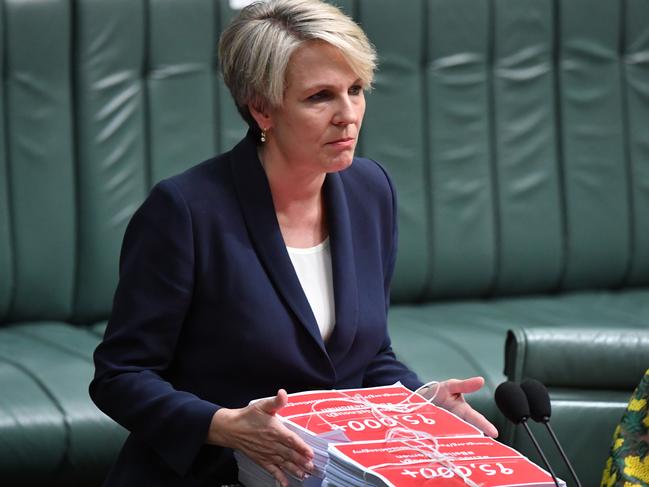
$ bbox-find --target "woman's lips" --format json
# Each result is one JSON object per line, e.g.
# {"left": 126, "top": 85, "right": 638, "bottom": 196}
{"left": 327, "top": 138, "right": 355, "bottom": 149}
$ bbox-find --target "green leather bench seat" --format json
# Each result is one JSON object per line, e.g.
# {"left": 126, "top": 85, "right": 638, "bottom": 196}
{"left": 0, "top": 354, "right": 65, "bottom": 484}
{"left": 502, "top": 327, "right": 649, "bottom": 486}
{"left": 88, "top": 322, "right": 109, "bottom": 338}
{"left": 514, "top": 389, "right": 631, "bottom": 487}
{"left": 1, "top": 0, "right": 648, "bottom": 484}
{"left": 0, "top": 324, "right": 126, "bottom": 486}
{"left": 390, "top": 289, "right": 649, "bottom": 485}
{"left": 389, "top": 289, "right": 649, "bottom": 384}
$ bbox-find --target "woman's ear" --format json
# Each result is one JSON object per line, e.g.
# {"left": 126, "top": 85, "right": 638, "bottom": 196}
{"left": 248, "top": 99, "right": 272, "bottom": 132}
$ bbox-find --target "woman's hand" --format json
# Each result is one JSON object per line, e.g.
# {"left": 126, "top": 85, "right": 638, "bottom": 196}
{"left": 422, "top": 376, "right": 499, "bottom": 438}
{"left": 207, "top": 389, "right": 314, "bottom": 487}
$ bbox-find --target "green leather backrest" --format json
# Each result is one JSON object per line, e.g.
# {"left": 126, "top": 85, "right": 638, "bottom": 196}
{"left": 0, "top": 0, "right": 9, "bottom": 320}
{"left": 505, "top": 328, "right": 649, "bottom": 390}
{"left": 0, "top": 0, "right": 247, "bottom": 325}
{"left": 561, "top": 0, "right": 629, "bottom": 291}
{"left": 74, "top": 0, "right": 148, "bottom": 323}
{"left": 360, "top": 0, "right": 649, "bottom": 301}
{"left": 361, "top": 0, "right": 429, "bottom": 301}
{"left": 0, "top": 0, "right": 648, "bottom": 324}
{"left": 1, "top": 0, "right": 76, "bottom": 322}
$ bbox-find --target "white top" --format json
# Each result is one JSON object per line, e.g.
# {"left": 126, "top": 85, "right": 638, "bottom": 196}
{"left": 286, "top": 237, "right": 336, "bottom": 342}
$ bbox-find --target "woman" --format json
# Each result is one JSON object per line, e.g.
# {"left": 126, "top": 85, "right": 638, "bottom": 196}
{"left": 90, "top": 1, "right": 497, "bottom": 486}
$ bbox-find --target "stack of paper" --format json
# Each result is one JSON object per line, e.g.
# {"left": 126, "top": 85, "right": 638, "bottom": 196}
{"left": 234, "top": 450, "right": 322, "bottom": 487}
{"left": 235, "top": 384, "right": 483, "bottom": 486}
{"left": 324, "top": 437, "right": 566, "bottom": 487}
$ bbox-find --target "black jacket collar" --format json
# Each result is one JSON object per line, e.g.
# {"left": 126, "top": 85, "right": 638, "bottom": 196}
{"left": 228, "top": 132, "right": 359, "bottom": 366}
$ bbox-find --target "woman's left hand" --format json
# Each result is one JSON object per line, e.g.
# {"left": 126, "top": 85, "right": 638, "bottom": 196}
{"left": 422, "top": 376, "right": 499, "bottom": 438}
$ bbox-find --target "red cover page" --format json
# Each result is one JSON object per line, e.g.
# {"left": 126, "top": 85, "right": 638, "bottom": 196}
{"left": 276, "top": 385, "right": 482, "bottom": 440}
{"left": 277, "top": 385, "right": 425, "bottom": 417}
{"left": 329, "top": 437, "right": 562, "bottom": 487}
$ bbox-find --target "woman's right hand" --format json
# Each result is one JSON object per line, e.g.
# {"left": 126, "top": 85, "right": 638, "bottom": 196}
{"left": 207, "top": 389, "right": 314, "bottom": 487}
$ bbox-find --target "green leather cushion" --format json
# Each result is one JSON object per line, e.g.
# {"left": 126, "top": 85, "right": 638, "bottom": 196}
{"left": 0, "top": 323, "right": 126, "bottom": 486}
{"left": 501, "top": 322, "right": 649, "bottom": 485}
{"left": 389, "top": 303, "right": 514, "bottom": 434}
{"left": 511, "top": 389, "right": 631, "bottom": 487}
{"left": 88, "top": 321, "right": 108, "bottom": 337}
{"left": 388, "top": 289, "right": 649, "bottom": 437}
{"left": 0, "top": 358, "right": 65, "bottom": 485}
{"left": 505, "top": 327, "right": 649, "bottom": 389}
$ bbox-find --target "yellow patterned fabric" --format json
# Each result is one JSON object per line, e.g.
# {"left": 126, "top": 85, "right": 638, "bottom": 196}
{"left": 601, "top": 369, "right": 649, "bottom": 487}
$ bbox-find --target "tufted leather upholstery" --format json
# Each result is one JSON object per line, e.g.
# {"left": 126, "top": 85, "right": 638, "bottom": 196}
{"left": 0, "top": 0, "right": 648, "bottom": 485}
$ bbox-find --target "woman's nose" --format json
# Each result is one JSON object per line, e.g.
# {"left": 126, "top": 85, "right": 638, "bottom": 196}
{"left": 332, "top": 96, "right": 358, "bottom": 125}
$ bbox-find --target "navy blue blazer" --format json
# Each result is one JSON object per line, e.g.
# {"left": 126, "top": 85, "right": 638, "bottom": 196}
{"left": 90, "top": 132, "right": 422, "bottom": 486}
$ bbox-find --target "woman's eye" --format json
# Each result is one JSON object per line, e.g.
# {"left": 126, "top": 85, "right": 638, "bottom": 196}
{"left": 349, "top": 85, "right": 363, "bottom": 95}
{"left": 308, "top": 91, "right": 330, "bottom": 102}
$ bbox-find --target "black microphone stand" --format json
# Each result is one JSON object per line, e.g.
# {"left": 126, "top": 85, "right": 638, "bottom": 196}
{"left": 495, "top": 381, "right": 564, "bottom": 487}
{"left": 541, "top": 419, "right": 582, "bottom": 487}
{"left": 520, "top": 420, "right": 561, "bottom": 487}
{"left": 521, "top": 379, "right": 582, "bottom": 487}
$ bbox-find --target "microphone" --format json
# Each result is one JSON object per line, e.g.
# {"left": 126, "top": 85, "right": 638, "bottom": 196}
{"left": 494, "top": 382, "right": 561, "bottom": 487}
{"left": 521, "top": 379, "right": 582, "bottom": 487}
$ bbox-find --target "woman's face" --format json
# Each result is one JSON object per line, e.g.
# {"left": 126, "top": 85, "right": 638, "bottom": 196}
{"left": 258, "top": 41, "right": 366, "bottom": 177}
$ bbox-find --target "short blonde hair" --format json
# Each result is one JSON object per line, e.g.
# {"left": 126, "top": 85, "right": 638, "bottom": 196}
{"left": 219, "top": 0, "right": 376, "bottom": 133}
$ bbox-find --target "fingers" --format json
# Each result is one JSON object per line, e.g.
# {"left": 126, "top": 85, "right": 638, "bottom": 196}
{"left": 269, "top": 440, "right": 314, "bottom": 468}
{"left": 243, "top": 420, "right": 314, "bottom": 464}
{"left": 256, "top": 389, "right": 289, "bottom": 415}
{"left": 443, "top": 376, "right": 485, "bottom": 395}
{"left": 264, "top": 463, "right": 290, "bottom": 487}
{"left": 281, "top": 429, "right": 314, "bottom": 461}
{"left": 246, "top": 446, "right": 313, "bottom": 481}
{"left": 211, "top": 390, "right": 316, "bottom": 487}
{"left": 238, "top": 413, "right": 314, "bottom": 483}
{"left": 251, "top": 439, "right": 314, "bottom": 486}
{"left": 458, "top": 405, "right": 499, "bottom": 438}
{"left": 249, "top": 393, "right": 314, "bottom": 464}
{"left": 432, "top": 377, "right": 498, "bottom": 437}
{"left": 245, "top": 446, "right": 313, "bottom": 485}
{"left": 272, "top": 451, "right": 313, "bottom": 478}
{"left": 254, "top": 390, "right": 312, "bottom": 458}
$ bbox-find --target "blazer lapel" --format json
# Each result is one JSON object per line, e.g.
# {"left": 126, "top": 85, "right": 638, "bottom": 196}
{"left": 323, "top": 172, "right": 359, "bottom": 365}
{"left": 228, "top": 134, "right": 326, "bottom": 352}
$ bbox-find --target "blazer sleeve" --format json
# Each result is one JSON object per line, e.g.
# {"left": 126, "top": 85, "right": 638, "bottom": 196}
{"left": 362, "top": 162, "right": 423, "bottom": 391}
{"left": 89, "top": 179, "right": 219, "bottom": 477}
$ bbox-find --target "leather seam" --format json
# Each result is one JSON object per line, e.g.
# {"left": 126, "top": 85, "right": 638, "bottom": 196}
{"left": 420, "top": 0, "right": 434, "bottom": 302}
{"left": 618, "top": 0, "right": 636, "bottom": 286}
{"left": 0, "top": 353, "right": 70, "bottom": 479}
{"left": 213, "top": 0, "right": 222, "bottom": 153}
{"left": 70, "top": 0, "right": 82, "bottom": 324}
{"left": 486, "top": 0, "right": 502, "bottom": 296}
{"left": 552, "top": 0, "right": 569, "bottom": 291}
{"left": 143, "top": 0, "right": 152, "bottom": 190}
{"left": 1, "top": 0, "right": 17, "bottom": 321}
{"left": 5, "top": 327, "right": 94, "bottom": 364}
